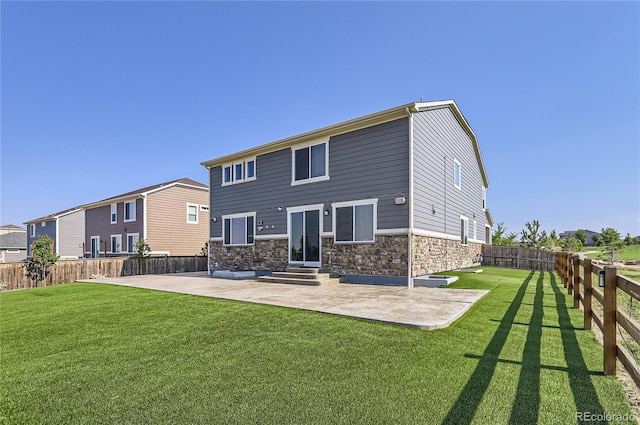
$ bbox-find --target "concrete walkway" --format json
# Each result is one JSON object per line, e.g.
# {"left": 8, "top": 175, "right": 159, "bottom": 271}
{"left": 77, "top": 272, "right": 489, "bottom": 330}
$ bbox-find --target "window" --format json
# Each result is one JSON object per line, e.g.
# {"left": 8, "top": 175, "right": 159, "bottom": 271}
{"left": 111, "top": 204, "right": 117, "bottom": 224}
{"left": 333, "top": 199, "right": 377, "bottom": 243}
{"left": 473, "top": 220, "right": 477, "bottom": 241}
{"left": 454, "top": 159, "right": 461, "bottom": 190}
{"left": 124, "top": 201, "right": 136, "bottom": 222}
{"left": 292, "top": 141, "right": 328, "bottom": 185}
{"left": 222, "top": 213, "right": 255, "bottom": 246}
{"left": 222, "top": 158, "right": 256, "bottom": 186}
{"left": 482, "top": 187, "right": 487, "bottom": 209}
{"left": 127, "top": 233, "right": 139, "bottom": 253}
{"left": 111, "top": 234, "right": 122, "bottom": 253}
{"left": 30, "top": 224, "right": 35, "bottom": 237}
{"left": 41, "top": 222, "right": 46, "bottom": 227}
{"left": 461, "top": 216, "right": 469, "bottom": 246}
{"left": 187, "top": 204, "right": 198, "bottom": 224}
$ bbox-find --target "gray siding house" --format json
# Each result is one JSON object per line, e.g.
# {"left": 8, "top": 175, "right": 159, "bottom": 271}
{"left": 0, "top": 227, "right": 27, "bottom": 263}
{"left": 24, "top": 208, "right": 85, "bottom": 259}
{"left": 202, "top": 100, "right": 493, "bottom": 286}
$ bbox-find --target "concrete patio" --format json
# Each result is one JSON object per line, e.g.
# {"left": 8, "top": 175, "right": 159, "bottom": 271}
{"left": 77, "top": 272, "right": 489, "bottom": 330}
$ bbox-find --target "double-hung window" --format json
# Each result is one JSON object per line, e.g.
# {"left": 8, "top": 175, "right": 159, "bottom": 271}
{"left": 454, "top": 159, "right": 462, "bottom": 190}
{"left": 124, "top": 201, "right": 136, "bottom": 222}
{"left": 30, "top": 224, "right": 35, "bottom": 237}
{"left": 223, "top": 213, "right": 255, "bottom": 246}
{"left": 110, "top": 204, "right": 117, "bottom": 223}
{"left": 111, "top": 234, "right": 122, "bottom": 254}
{"left": 460, "top": 216, "right": 469, "bottom": 246}
{"left": 187, "top": 204, "right": 198, "bottom": 224}
{"left": 222, "top": 158, "right": 256, "bottom": 186}
{"left": 333, "top": 199, "right": 377, "bottom": 243}
{"left": 292, "top": 140, "right": 328, "bottom": 185}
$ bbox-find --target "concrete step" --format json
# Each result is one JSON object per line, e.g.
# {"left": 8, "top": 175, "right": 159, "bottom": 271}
{"left": 272, "top": 271, "right": 330, "bottom": 280}
{"left": 258, "top": 271, "right": 340, "bottom": 286}
{"left": 285, "top": 267, "right": 332, "bottom": 274}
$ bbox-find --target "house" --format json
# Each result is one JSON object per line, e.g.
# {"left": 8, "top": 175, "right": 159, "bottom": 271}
{"left": 82, "top": 178, "right": 209, "bottom": 257}
{"left": 559, "top": 229, "right": 600, "bottom": 246}
{"left": 201, "top": 100, "right": 493, "bottom": 286}
{"left": 24, "top": 208, "right": 85, "bottom": 259}
{"left": 0, "top": 226, "right": 27, "bottom": 262}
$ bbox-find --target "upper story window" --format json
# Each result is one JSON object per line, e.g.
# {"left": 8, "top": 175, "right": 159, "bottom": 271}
{"left": 222, "top": 158, "right": 256, "bottom": 186}
{"left": 111, "top": 204, "right": 117, "bottom": 224}
{"left": 454, "top": 159, "right": 462, "bottom": 190}
{"left": 30, "top": 224, "right": 35, "bottom": 238}
{"left": 222, "top": 212, "right": 255, "bottom": 246}
{"left": 292, "top": 140, "right": 329, "bottom": 186}
{"left": 187, "top": 204, "right": 198, "bottom": 224}
{"left": 124, "top": 201, "right": 136, "bottom": 222}
{"left": 482, "top": 187, "right": 487, "bottom": 209}
{"left": 333, "top": 199, "right": 377, "bottom": 244}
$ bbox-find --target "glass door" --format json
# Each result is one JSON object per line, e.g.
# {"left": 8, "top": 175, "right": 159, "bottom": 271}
{"left": 288, "top": 207, "right": 321, "bottom": 267}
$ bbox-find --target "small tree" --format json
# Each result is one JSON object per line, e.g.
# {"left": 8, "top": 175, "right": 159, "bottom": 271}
{"left": 624, "top": 233, "right": 634, "bottom": 246}
{"left": 492, "top": 222, "right": 518, "bottom": 246}
{"left": 575, "top": 229, "right": 588, "bottom": 246}
{"left": 134, "top": 239, "right": 151, "bottom": 258}
{"left": 598, "top": 227, "right": 622, "bottom": 264}
{"left": 25, "top": 235, "right": 60, "bottom": 287}
{"left": 521, "top": 220, "right": 548, "bottom": 250}
{"left": 560, "top": 236, "right": 583, "bottom": 253}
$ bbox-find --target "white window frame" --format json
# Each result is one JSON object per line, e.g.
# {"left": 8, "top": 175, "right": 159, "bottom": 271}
{"left": 30, "top": 224, "right": 35, "bottom": 237}
{"left": 222, "top": 212, "right": 256, "bottom": 246}
{"left": 41, "top": 222, "right": 46, "bottom": 227}
{"left": 461, "top": 215, "right": 469, "bottom": 246}
{"left": 332, "top": 198, "right": 378, "bottom": 244}
{"left": 454, "top": 159, "right": 462, "bottom": 190}
{"left": 127, "top": 233, "right": 139, "bottom": 254}
{"left": 110, "top": 203, "right": 117, "bottom": 224}
{"left": 187, "top": 203, "right": 199, "bottom": 224}
{"left": 222, "top": 157, "right": 257, "bottom": 186}
{"left": 110, "top": 234, "right": 122, "bottom": 254}
{"left": 124, "top": 200, "right": 136, "bottom": 222}
{"left": 291, "top": 139, "right": 330, "bottom": 186}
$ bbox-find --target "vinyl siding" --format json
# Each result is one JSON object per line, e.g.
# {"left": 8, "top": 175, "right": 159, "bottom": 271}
{"left": 210, "top": 118, "right": 410, "bottom": 238}
{"left": 413, "top": 107, "right": 489, "bottom": 241}
{"left": 26, "top": 221, "right": 56, "bottom": 257}
{"left": 58, "top": 210, "right": 85, "bottom": 258}
{"left": 85, "top": 199, "right": 143, "bottom": 255}
{"left": 146, "top": 185, "right": 209, "bottom": 255}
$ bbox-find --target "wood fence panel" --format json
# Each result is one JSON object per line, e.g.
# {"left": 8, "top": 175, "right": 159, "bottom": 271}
{"left": 0, "top": 256, "right": 208, "bottom": 291}
{"left": 481, "top": 246, "right": 556, "bottom": 272}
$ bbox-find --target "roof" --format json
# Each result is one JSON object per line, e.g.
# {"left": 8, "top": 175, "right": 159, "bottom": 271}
{"left": 201, "top": 100, "right": 490, "bottom": 188}
{"left": 0, "top": 232, "right": 27, "bottom": 249}
{"left": 80, "top": 177, "right": 208, "bottom": 210}
{"left": 25, "top": 178, "right": 208, "bottom": 224}
{"left": 1, "top": 224, "right": 25, "bottom": 231}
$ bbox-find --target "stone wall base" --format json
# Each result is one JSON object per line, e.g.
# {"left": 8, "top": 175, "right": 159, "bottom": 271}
{"left": 411, "top": 235, "right": 482, "bottom": 276}
{"left": 209, "top": 239, "right": 289, "bottom": 272}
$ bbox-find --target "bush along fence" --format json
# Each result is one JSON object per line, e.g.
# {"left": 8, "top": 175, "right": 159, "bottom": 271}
{"left": 482, "top": 245, "right": 556, "bottom": 272}
{"left": 556, "top": 252, "right": 640, "bottom": 387}
{"left": 0, "top": 256, "right": 208, "bottom": 291}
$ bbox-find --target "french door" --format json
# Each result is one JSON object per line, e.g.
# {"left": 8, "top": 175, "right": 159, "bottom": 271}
{"left": 288, "top": 205, "right": 322, "bottom": 267}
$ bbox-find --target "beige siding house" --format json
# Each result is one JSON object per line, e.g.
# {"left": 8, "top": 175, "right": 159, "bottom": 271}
{"left": 83, "top": 178, "right": 209, "bottom": 257}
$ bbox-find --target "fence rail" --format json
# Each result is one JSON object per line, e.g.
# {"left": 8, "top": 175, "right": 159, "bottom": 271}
{"left": 556, "top": 252, "right": 640, "bottom": 387}
{"left": 482, "top": 245, "right": 556, "bottom": 272}
{"left": 0, "top": 256, "right": 208, "bottom": 291}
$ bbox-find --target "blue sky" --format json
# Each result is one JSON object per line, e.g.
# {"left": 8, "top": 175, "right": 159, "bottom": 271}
{"left": 1, "top": 1, "right": 639, "bottom": 237}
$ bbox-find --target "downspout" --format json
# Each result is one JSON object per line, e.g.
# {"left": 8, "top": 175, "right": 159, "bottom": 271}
{"left": 142, "top": 194, "right": 148, "bottom": 243}
{"left": 407, "top": 107, "right": 414, "bottom": 288}
{"left": 55, "top": 218, "right": 59, "bottom": 255}
{"left": 444, "top": 155, "right": 448, "bottom": 271}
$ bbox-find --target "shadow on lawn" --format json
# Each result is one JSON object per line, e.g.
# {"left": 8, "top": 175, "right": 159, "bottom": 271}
{"left": 442, "top": 271, "right": 605, "bottom": 425}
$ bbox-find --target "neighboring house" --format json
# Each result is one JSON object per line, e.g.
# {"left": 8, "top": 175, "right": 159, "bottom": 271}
{"left": 559, "top": 230, "right": 601, "bottom": 246}
{"left": 82, "top": 178, "right": 209, "bottom": 257}
{"left": 0, "top": 224, "right": 27, "bottom": 236}
{"left": 24, "top": 208, "right": 85, "bottom": 259}
{"left": 0, "top": 230, "right": 27, "bottom": 263}
{"left": 202, "top": 100, "right": 493, "bottom": 286}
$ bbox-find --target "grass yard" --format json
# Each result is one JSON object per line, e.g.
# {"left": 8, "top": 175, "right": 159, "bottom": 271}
{"left": 1, "top": 268, "right": 637, "bottom": 424}
{"left": 583, "top": 245, "right": 640, "bottom": 263}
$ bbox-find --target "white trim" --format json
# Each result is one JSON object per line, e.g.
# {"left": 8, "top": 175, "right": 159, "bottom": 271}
{"left": 110, "top": 203, "right": 117, "bottom": 224}
{"left": 142, "top": 194, "right": 148, "bottom": 241}
{"left": 222, "top": 157, "right": 256, "bottom": 186}
{"left": 186, "top": 203, "right": 199, "bottom": 224}
{"left": 255, "top": 233, "right": 289, "bottom": 240}
{"left": 222, "top": 212, "right": 256, "bottom": 246}
{"left": 30, "top": 224, "right": 35, "bottom": 238}
{"left": 321, "top": 231, "right": 333, "bottom": 238}
{"left": 377, "top": 228, "right": 411, "bottom": 236}
{"left": 110, "top": 234, "right": 122, "bottom": 254}
{"left": 286, "top": 203, "right": 325, "bottom": 213}
{"left": 126, "top": 233, "right": 140, "bottom": 254}
{"left": 210, "top": 237, "right": 224, "bottom": 242}
{"left": 469, "top": 238, "right": 484, "bottom": 245}
{"left": 245, "top": 157, "right": 257, "bottom": 182}
{"left": 332, "top": 198, "right": 378, "bottom": 244}
{"left": 454, "top": 158, "right": 462, "bottom": 191}
{"left": 482, "top": 186, "right": 487, "bottom": 210}
{"left": 55, "top": 217, "right": 59, "bottom": 254}
{"left": 222, "top": 164, "right": 232, "bottom": 186}
{"left": 291, "top": 139, "right": 329, "bottom": 186}
{"left": 90, "top": 236, "right": 101, "bottom": 258}
{"left": 287, "top": 204, "right": 323, "bottom": 267}
{"left": 124, "top": 200, "right": 136, "bottom": 222}
{"left": 412, "top": 228, "right": 461, "bottom": 241}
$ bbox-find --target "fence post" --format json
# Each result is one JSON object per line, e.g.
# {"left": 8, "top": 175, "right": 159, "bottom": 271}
{"left": 563, "top": 253, "right": 569, "bottom": 288}
{"left": 567, "top": 254, "right": 574, "bottom": 295}
{"left": 583, "top": 259, "right": 592, "bottom": 330}
{"left": 573, "top": 254, "right": 581, "bottom": 309}
{"left": 603, "top": 265, "right": 617, "bottom": 375}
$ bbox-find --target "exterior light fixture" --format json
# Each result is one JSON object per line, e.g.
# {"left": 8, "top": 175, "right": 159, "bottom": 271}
{"left": 598, "top": 270, "right": 605, "bottom": 287}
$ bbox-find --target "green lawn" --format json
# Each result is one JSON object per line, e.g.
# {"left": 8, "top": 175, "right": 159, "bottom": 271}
{"left": 1, "top": 268, "right": 636, "bottom": 424}
{"left": 583, "top": 245, "right": 640, "bottom": 263}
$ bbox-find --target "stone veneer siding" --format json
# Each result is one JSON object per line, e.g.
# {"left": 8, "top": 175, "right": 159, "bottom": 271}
{"left": 411, "top": 234, "right": 482, "bottom": 276}
{"left": 322, "top": 235, "right": 409, "bottom": 277}
{"left": 209, "top": 239, "right": 289, "bottom": 272}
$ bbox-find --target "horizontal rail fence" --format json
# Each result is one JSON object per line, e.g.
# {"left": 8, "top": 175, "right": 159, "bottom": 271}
{"left": 0, "top": 256, "right": 208, "bottom": 291}
{"left": 556, "top": 252, "right": 640, "bottom": 387}
{"left": 482, "top": 245, "right": 556, "bottom": 272}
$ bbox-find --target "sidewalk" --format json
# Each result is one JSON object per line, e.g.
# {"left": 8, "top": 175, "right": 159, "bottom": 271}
{"left": 78, "top": 272, "right": 489, "bottom": 330}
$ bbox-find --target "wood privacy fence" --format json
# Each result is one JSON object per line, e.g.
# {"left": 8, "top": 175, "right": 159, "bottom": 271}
{"left": 482, "top": 245, "right": 556, "bottom": 272}
{"left": 556, "top": 252, "right": 640, "bottom": 387}
{"left": 0, "top": 256, "right": 208, "bottom": 291}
